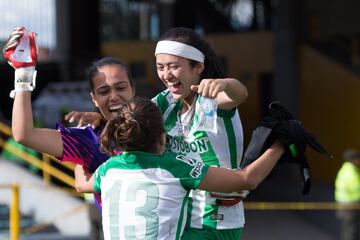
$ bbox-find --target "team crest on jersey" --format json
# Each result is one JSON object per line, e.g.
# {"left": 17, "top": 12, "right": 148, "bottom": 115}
{"left": 176, "top": 155, "right": 204, "bottom": 178}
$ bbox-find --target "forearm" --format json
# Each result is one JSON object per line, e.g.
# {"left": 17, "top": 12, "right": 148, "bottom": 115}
{"left": 241, "top": 141, "right": 284, "bottom": 189}
{"left": 12, "top": 92, "right": 35, "bottom": 143}
{"left": 74, "top": 165, "right": 95, "bottom": 193}
{"left": 217, "top": 78, "right": 248, "bottom": 109}
{"left": 12, "top": 92, "right": 64, "bottom": 156}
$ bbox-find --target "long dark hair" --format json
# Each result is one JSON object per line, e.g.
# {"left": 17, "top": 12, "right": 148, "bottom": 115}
{"left": 158, "top": 27, "right": 225, "bottom": 79}
{"left": 100, "top": 96, "right": 165, "bottom": 155}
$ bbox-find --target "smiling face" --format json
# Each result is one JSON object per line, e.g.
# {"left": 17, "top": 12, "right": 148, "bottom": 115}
{"left": 90, "top": 64, "right": 135, "bottom": 121}
{"left": 156, "top": 53, "right": 204, "bottom": 105}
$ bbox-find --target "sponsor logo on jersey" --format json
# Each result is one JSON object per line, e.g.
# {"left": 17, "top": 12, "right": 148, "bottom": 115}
{"left": 190, "top": 161, "right": 204, "bottom": 178}
{"left": 176, "top": 155, "right": 204, "bottom": 178}
{"left": 167, "top": 136, "right": 209, "bottom": 154}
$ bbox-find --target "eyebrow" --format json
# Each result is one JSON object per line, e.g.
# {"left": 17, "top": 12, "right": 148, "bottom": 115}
{"left": 156, "top": 61, "right": 180, "bottom": 65}
{"left": 95, "top": 85, "right": 110, "bottom": 92}
{"left": 113, "top": 81, "right": 129, "bottom": 85}
{"left": 95, "top": 81, "right": 129, "bottom": 91}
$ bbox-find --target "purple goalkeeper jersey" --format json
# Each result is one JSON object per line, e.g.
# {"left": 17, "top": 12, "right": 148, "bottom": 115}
{"left": 56, "top": 123, "right": 109, "bottom": 173}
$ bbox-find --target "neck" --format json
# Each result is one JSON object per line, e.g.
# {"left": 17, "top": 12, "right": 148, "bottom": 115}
{"left": 181, "top": 93, "right": 196, "bottom": 114}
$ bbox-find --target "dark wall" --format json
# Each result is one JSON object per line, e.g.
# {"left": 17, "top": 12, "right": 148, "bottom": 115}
{"left": 1, "top": 0, "right": 101, "bottom": 122}
{"left": 0, "top": 63, "right": 62, "bottom": 121}
{"left": 68, "top": 0, "right": 101, "bottom": 81}
{"left": 56, "top": 0, "right": 101, "bottom": 82}
{"left": 0, "top": 64, "right": 14, "bottom": 121}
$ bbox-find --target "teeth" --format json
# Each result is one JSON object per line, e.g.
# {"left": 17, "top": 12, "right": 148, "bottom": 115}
{"left": 167, "top": 81, "right": 180, "bottom": 86}
{"left": 109, "top": 104, "right": 123, "bottom": 111}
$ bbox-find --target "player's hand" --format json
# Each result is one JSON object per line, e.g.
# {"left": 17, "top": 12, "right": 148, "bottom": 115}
{"left": 65, "top": 111, "right": 104, "bottom": 128}
{"left": 3, "top": 26, "right": 38, "bottom": 68}
{"left": 191, "top": 79, "right": 227, "bottom": 98}
{"left": 3, "top": 26, "right": 38, "bottom": 98}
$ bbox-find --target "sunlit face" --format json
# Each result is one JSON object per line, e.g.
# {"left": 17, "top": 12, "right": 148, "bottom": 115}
{"left": 156, "top": 53, "right": 204, "bottom": 104}
{"left": 90, "top": 64, "right": 135, "bottom": 121}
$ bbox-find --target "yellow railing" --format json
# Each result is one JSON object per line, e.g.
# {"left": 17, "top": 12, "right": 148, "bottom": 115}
{"left": 2, "top": 120, "right": 360, "bottom": 239}
{"left": 0, "top": 121, "right": 79, "bottom": 237}
{"left": 0, "top": 138, "right": 76, "bottom": 188}
{"left": 244, "top": 201, "right": 360, "bottom": 210}
{"left": 0, "top": 122, "right": 11, "bottom": 136}
{"left": 0, "top": 184, "right": 20, "bottom": 240}
{"left": 0, "top": 122, "right": 76, "bottom": 189}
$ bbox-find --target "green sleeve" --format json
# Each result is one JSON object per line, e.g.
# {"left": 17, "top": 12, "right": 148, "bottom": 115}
{"left": 93, "top": 163, "right": 106, "bottom": 193}
{"left": 163, "top": 154, "right": 209, "bottom": 190}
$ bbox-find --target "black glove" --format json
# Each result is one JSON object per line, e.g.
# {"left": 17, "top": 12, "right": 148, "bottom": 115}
{"left": 240, "top": 101, "right": 332, "bottom": 194}
{"left": 270, "top": 102, "right": 332, "bottom": 162}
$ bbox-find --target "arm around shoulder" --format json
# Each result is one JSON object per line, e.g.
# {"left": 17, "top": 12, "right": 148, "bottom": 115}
{"left": 217, "top": 78, "right": 248, "bottom": 110}
{"left": 197, "top": 141, "right": 284, "bottom": 193}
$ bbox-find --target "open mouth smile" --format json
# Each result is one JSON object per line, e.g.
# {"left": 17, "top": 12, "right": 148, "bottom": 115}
{"left": 108, "top": 104, "right": 124, "bottom": 117}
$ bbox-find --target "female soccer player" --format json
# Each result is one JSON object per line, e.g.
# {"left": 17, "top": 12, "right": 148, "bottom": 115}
{"left": 74, "top": 96, "right": 284, "bottom": 240}
{"left": 4, "top": 27, "right": 135, "bottom": 171}
{"left": 64, "top": 27, "right": 249, "bottom": 239}
{"left": 152, "top": 27, "right": 248, "bottom": 239}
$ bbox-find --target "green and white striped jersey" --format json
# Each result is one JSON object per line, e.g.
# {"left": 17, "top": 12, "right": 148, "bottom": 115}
{"left": 93, "top": 151, "right": 208, "bottom": 240}
{"left": 153, "top": 90, "right": 245, "bottom": 230}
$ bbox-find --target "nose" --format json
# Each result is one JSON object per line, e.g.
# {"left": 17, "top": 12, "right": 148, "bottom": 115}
{"left": 109, "top": 89, "right": 119, "bottom": 102}
{"left": 163, "top": 68, "right": 173, "bottom": 81}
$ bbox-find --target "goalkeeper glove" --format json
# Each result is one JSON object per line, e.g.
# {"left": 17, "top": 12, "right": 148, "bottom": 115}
{"left": 3, "top": 26, "right": 38, "bottom": 98}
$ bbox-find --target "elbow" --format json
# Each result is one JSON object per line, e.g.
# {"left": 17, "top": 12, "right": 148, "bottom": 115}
{"left": 243, "top": 176, "right": 260, "bottom": 190}
{"left": 74, "top": 176, "right": 85, "bottom": 192}
{"left": 74, "top": 179, "right": 81, "bottom": 192}
{"left": 74, "top": 176, "right": 93, "bottom": 193}
{"left": 12, "top": 129, "right": 28, "bottom": 145}
{"left": 74, "top": 181, "right": 86, "bottom": 193}
{"left": 246, "top": 181, "right": 258, "bottom": 191}
{"left": 74, "top": 165, "right": 93, "bottom": 193}
{"left": 11, "top": 123, "right": 34, "bottom": 146}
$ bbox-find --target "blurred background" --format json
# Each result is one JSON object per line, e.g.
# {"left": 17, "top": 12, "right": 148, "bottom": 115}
{"left": 0, "top": 0, "right": 359, "bottom": 239}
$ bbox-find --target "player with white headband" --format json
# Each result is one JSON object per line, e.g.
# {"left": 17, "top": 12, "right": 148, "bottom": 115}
{"left": 152, "top": 27, "right": 248, "bottom": 240}
{"left": 7, "top": 25, "right": 248, "bottom": 239}
{"left": 65, "top": 28, "right": 249, "bottom": 239}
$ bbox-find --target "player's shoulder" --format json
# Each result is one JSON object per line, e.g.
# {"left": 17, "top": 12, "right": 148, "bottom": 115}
{"left": 152, "top": 89, "right": 177, "bottom": 106}
{"left": 56, "top": 123, "right": 100, "bottom": 141}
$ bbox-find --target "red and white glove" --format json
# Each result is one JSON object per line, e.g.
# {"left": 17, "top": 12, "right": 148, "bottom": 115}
{"left": 3, "top": 26, "right": 38, "bottom": 98}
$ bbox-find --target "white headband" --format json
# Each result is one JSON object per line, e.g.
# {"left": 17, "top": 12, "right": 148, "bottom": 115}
{"left": 155, "top": 40, "right": 205, "bottom": 63}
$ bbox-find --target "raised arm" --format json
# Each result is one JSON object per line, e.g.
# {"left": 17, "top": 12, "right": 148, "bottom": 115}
{"left": 198, "top": 141, "right": 284, "bottom": 192}
{"left": 191, "top": 78, "right": 248, "bottom": 110}
{"left": 12, "top": 92, "right": 64, "bottom": 157}
{"left": 5, "top": 27, "right": 64, "bottom": 157}
{"left": 215, "top": 78, "right": 248, "bottom": 109}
